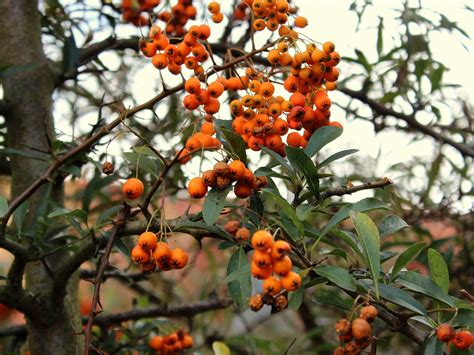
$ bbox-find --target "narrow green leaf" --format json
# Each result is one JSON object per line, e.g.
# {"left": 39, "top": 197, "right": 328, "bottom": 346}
{"left": 316, "top": 149, "right": 358, "bottom": 169}
{"left": 378, "top": 215, "right": 409, "bottom": 238}
{"left": 430, "top": 65, "right": 444, "bottom": 92}
{"left": 423, "top": 335, "right": 444, "bottom": 355}
{"left": 427, "top": 249, "right": 449, "bottom": 293}
{"left": 304, "top": 126, "right": 342, "bottom": 157}
{"left": 321, "top": 198, "right": 388, "bottom": 236}
{"left": 226, "top": 247, "right": 251, "bottom": 310}
{"left": 285, "top": 146, "right": 319, "bottom": 198}
{"left": 331, "top": 229, "right": 363, "bottom": 259}
{"left": 263, "top": 189, "right": 304, "bottom": 236}
{"left": 221, "top": 128, "right": 247, "bottom": 165}
{"left": 174, "top": 221, "right": 232, "bottom": 241}
{"left": 123, "top": 151, "right": 158, "bottom": 177}
{"left": 203, "top": 187, "right": 232, "bottom": 225}
{"left": 314, "top": 290, "right": 352, "bottom": 311}
{"left": 391, "top": 242, "right": 426, "bottom": 280}
{"left": 0, "top": 196, "right": 8, "bottom": 218}
{"left": 288, "top": 285, "right": 304, "bottom": 310}
{"left": 351, "top": 212, "right": 381, "bottom": 299}
{"left": 376, "top": 17, "right": 384, "bottom": 56}
{"left": 355, "top": 49, "right": 372, "bottom": 72}
{"left": 261, "top": 146, "right": 294, "bottom": 178}
{"left": 314, "top": 265, "right": 356, "bottom": 291}
{"left": 397, "top": 271, "right": 454, "bottom": 307}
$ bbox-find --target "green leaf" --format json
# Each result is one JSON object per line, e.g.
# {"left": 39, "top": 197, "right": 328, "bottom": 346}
{"left": 314, "top": 291, "right": 352, "bottom": 311}
{"left": 423, "top": 335, "right": 444, "bottom": 355}
{"left": 220, "top": 128, "right": 247, "bottom": 165}
{"left": 321, "top": 198, "right": 388, "bottom": 236}
{"left": 397, "top": 271, "right": 454, "bottom": 307}
{"left": 355, "top": 49, "right": 372, "bottom": 72}
{"left": 212, "top": 341, "right": 231, "bottom": 355}
{"left": 254, "top": 167, "right": 292, "bottom": 182}
{"left": 123, "top": 151, "right": 158, "bottom": 177}
{"left": 427, "top": 249, "right": 449, "bottom": 293}
{"left": 288, "top": 285, "right": 304, "bottom": 310}
{"left": 13, "top": 201, "right": 28, "bottom": 236}
{"left": 224, "top": 263, "right": 251, "bottom": 283}
{"left": 0, "top": 196, "right": 8, "bottom": 218}
{"left": 174, "top": 220, "right": 232, "bottom": 241}
{"left": 314, "top": 265, "right": 356, "bottom": 291}
{"left": 304, "top": 126, "right": 342, "bottom": 157}
{"left": 391, "top": 242, "right": 426, "bottom": 280}
{"left": 378, "top": 215, "right": 409, "bottom": 238}
{"left": 48, "top": 207, "right": 88, "bottom": 223}
{"left": 376, "top": 17, "right": 384, "bottom": 56}
{"left": 366, "top": 282, "right": 427, "bottom": 315}
{"left": 350, "top": 212, "right": 381, "bottom": 299}
{"left": 285, "top": 146, "right": 319, "bottom": 198}
{"left": 430, "top": 65, "right": 445, "bottom": 92}
{"left": 316, "top": 149, "right": 359, "bottom": 169}
{"left": 261, "top": 146, "right": 294, "bottom": 178}
{"left": 203, "top": 187, "right": 232, "bottom": 225}
{"left": 450, "top": 308, "right": 474, "bottom": 327}
{"left": 331, "top": 229, "right": 363, "bottom": 259}
{"left": 262, "top": 189, "right": 304, "bottom": 236}
{"left": 226, "top": 247, "right": 251, "bottom": 310}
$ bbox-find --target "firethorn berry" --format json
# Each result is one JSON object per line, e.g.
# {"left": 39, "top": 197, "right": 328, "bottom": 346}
{"left": 251, "top": 262, "right": 272, "bottom": 279}
{"left": 214, "top": 161, "right": 230, "bottom": 176}
{"left": 249, "top": 293, "right": 264, "bottom": 311}
{"left": 359, "top": 305, "right": 378, "bottom": 323}
{"left": 273, "top": 255, "right": 292, "bottom": 276}
{"left": 152, "top": 242, "right": 171, "bottom": 263}
{"left": 263, "top": 276, "right": 282, "bottom": 296}
{"left": 137, "top": 231, "right": 158, "bottom": 251}
{"left": 339, "top": 331, "right": 353, "bottom": 343}
{"left": 202, "top": 170, "right": 217, "bottom": 187}
{"left": 102, "top": 161, "right": 114, "bottom": 175}
{"left": 253, "top": 250, "right": 273, "bottom": 269}
{"left": 323, "top": 41, "right": 336, "bottom": 54}
{"left": 122, "top": 178, "right": 145, "bottom": 199}
{"left": 274, "top": 294, "right": 288, "bottom": 312}
{"left": 229, "top": 160, "right": 246, "bottom": 180}
{"left": 149, "top": 335, "right": 164, "bottom": 350}
{"left": 131, "top": 245, "right": 150, "bottom": 264}
{"left": 436, "top": 323, "right": 454, "bottom": 342}
{"left": 294, "top": 16, "right": 308, "bottom": 28}
{"left": 335, "top": 319, "right": 351, "bottom": 335}
{"left": 177, "top": 149, "right": 191, "bottom": 164}
{"left": 169, "top": 248, "right": 189, "bottom": 269}
{"left": 234, "top": 181, "right": 253, "bottom": 198}
{"left": 281, "top": 271, "right": 302, "bottom": 291}
{"left": 453, "top": 330, "right": 473, "bottom": 349}
{"left": 224, "top": 220, "right": 240, "bottom": 235}
{"left": 188, "top": 177, "right": 207, "bottom": 198}
{"left": 333, "top": 346, "right": 345, "bottom": 355}
{"left": 235, "top": 227, "right": 250, "bottom": 243}
{"left": 351, "top": 318, "right": 372, "bottom": 342}
{"left": 251, "top": 230, "right": 274, "bottom": 252}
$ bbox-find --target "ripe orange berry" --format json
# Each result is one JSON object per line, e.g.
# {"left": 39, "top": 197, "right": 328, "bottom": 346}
{"left": 351, "top": 318, "right": 372, "bottom": 342}
{"left": 214, "top": 161, "right": 230, "bottom": 176}
{"left": 294, "top": 16, "right": 308, "bottom": 28}
{"left": 188, "top": 177, "right": 207, "bottom": 199}
{"left": 253, "top": 250, "right": 272, "bottom": 269}
{"left": 185, "top": 136, "right": 202, "bottom": 152}
{"left": 333, "top": 346, "right": 345, "bottom": 355}
{"left": 249, "top": 293, "right": 264, "bottom": 311}
{"left": 208, "top": 81, "right": 225, "bottom": 98}
{"left": 323, "top": 41, "right": 336, "bottom": 54}
{"left": 152, "top": 242, "right": 171, "bottom": 263}
{"left": 229, "top": 160, "right": 246, "bottom": 180}
{"left": 251, "top": 230, "right": 273, "bottom": 252}
{"left": 140, "top": 260, "right": 157, "bottom": 273}
{"left": 263, "top": 276, "right": 282, "bottom": 296}
{"left": 185, "top": 77, "right": 201, "bottom": 94}
{"left": 253, "top": 19, "right": 266, "bottom": 31}
{"left": 177, "top": 148, "right": 192, "bottom": 164}
{"left": 131, "top": 245, "right": 150, "bottom": 264}
{"left": 281, "top": 271, "right": 301, "bottom": 291}
{"left": 234, "top": 181, "right": 253, "bottom": 198}
{"left": 169, "top": 248, "right": 188, "bottom": 269}
{"left": 202, "top": 170, "right": 217, "bottom": 187}
{"left": 149, "top": 335, "right": 164, "bottom": 350}
{"left": 224, "top": 220, "right": 240, "bottom": 235}
{"left": 436, "top": 323, "right": 454, "bottom": 343}
{"left": 452, "top": 330, "right": 473, "bottom": 350}
{"left": 251, "top": 262, "right": 272, "bottom": 279}
{"left": 273, "top": 255, "right": 292, "bottom": 276}
{"left": 208, "top": 1, "right": 220, "bottom": 14}
{"left": 182, "top": 334, "right": 193, "bottom": 349}
{"left": 359, "top": 305, "right": 378, "bottom": 323}
{"left": 271, "top": 240, "right": 291, "bottom": 260}
{"left": 138, "top": 231, "right": 158, "bottom": 251}
{"left": 335, "top": 319, "right": 351, "bottom": 335}
{"left": 122, "top": 178, "right": 145, "bottom": 200}
{"left": 212, "top": 12, "right": 224, "bottom": 23}
{"left": 287, "top": 132, "right": 302, "bottom": 147}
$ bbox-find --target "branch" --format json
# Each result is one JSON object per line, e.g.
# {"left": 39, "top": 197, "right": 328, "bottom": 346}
{"left": 320, "top": 177, "right": 394, "bottom": 200}
{"left": 340, "top": 87, "right": 474, "bottom": 158}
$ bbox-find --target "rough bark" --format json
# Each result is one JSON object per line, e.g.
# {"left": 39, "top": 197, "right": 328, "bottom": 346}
{"left": 0, "top": 1, "right": 83, "bottom": 353}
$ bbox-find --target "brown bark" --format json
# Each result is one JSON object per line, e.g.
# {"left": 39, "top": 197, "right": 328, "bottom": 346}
{"left": 0, "top": 1, "right": 82, "bottom": 353}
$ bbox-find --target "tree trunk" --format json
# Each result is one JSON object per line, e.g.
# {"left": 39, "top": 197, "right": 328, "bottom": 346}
{"left": 0, "top": 1, "right": 83, "bottom": 353}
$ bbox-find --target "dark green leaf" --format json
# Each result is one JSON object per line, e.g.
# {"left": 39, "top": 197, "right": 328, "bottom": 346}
{"left": 224, "top": 263, "right": 251, "bottom": 283}
{"left": 304, "top": 126, "right": 342, "bottom": 157}
{"left": 376, "top": 17, "right": 384, "bottom": 56}
{"left": 221, "top": 128, "right": 247, "bottom": 165}
{"left": 288, "top": 285, "right": 304, "bottom": 310}
{"left": 0, "top": 147, "right": 47, "bottom": 161}
{"left": 391, "top": 242, "right": 426, "bottom": 280}
{"left": 397, "top": 271, "right": 454, "bottom": 307}
{"left": 285, "top": 146, "right": 319, "bottom": 198}
{"left": 331, "top": 229, "right": 363, "bottom": 259}
{"left": 350, "top": 212, "right": 380, "bottom": 299}
{"left": 203, "top": 187, "right": 232, "bottom": 225}
{"left": 314, "top": 265, "right": 356, "bottom": 291}
{"left": 314, "top": 291, "right": 352, "bottom": 311}
{"left": 321, "top": 198, "right": 388, "bottom": 236}
{"left": 254, "top": 167, "right": 292, "bottom": 182}
{"left": 427, "top": 249, "right": 449, "bottom": 293}
{"left": 262, "top": 189, "right": 304, "bottom": 236}
{"left": 355, "top": 49, "right": 372, "bottom": 72}
{"left": 226, "top": 247, "right": 251, "bottom": 310}
{"left": 317, "top": 149, "right": 358, "bottom": 169}
{"left": 13, "top": 201, "right": 28, "bottom": 236}
{"left": 430, "top": 65, "right": 445, "bottom": 92}
{"left": 260, "top": 146, "right": 294, "bottom": 178}
{"left": 378, "top": 215, "right": 409, "bottom": 237}
{"left": 174, "top": 220, "right": 232, "bottom": 241}
{"left": 0, "top": 196, "right": 8, "bottom": 218}
{"left": 423, "top": 335, "right": 444, "bottom": 355}
{"left": 123, "top": 151, "right": 158, "bottom": 177}
{"left": 62, "top": 33, "right": 80, "bottom": 73}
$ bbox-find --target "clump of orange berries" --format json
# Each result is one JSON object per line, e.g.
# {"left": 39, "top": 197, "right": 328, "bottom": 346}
{"left": 156, "top": 0, "right": 197, "bottom": 36}
{"left": 334, "top": 304, "right": 377, "bottom": 354}
{"left": 149, "top": 328, "right": 193, "bottom": 354}
{"left": 208, "top": 1, "right": 224, "bottom": 24}
{"left": 121, "top": 0, "right": 160, "bottom": 26}
{"left": 436, "top": 323, "right": 473, "bottom": 351}
{"left": 122, "top": 177, "right": 145, "bottom": 200}
{"left": 131, "top": 232, "right": 188, "bottom": 272}
{"left": 248, "top": 230, "right": 301, "bottom": 312}
{"left": 224, "top": 220, "right": 251, "bottom": 244}
{"left": 187, "top": 160, "right": 267, "bottom": 199}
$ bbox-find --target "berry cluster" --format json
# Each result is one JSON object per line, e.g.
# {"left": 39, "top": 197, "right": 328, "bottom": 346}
{"left": 207, "top": 2, "right": 224, "bottom": 23}
{"left": 131, "top": 232, "right": 189, "bottom": 272}
{"left": 248, "top": 230, "right": 302, "bottom": 311}
{"left": 187, "top": 160, "right": 267, "bottom": 199}
{"left": 121, "top": 0, "right": 160, "bottom": 26}
{"left": 148, "top": 329, "right": 193, "bottom": 354}
{"left": 177, "top": 118, "right": 221, "bottom": 165}
{"left": 156, "top": 0, "right": 197, "bottom": 36}
{"left": 223, "top": 220, "right": 251, "bottom": 244}
{"left": 245, "top": 0, "right": 301, "bottom": 34}
{"left": 436, "top": 324, "right": 473, "bottom": 351}
{"left": 334, "top": 305, "right": 377, "bottom": 354}
{"left": 140, "top": 24, "right": 211, "bottom": 76}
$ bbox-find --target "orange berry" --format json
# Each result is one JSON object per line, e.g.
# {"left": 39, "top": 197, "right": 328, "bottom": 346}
{"left": 202, "top": 170, "right": 217, "bottom": 187}
{"left": 359, "top": 305, "right": 378, "bottom": 323}
{"left": 251, "top": 230, "right": 273, "bottom": 252}
{"left": 229, "top": 160, "right": 246, "bottom": 180}
{"left": 453, "top": 330, "right": 473, "bottom": 350}
{"left": 188, "top": 177, "right": 207, "bottom": 198}
{"left": 224, "top": 220, "right": 240, "bottom": 235}
{"left": 253, "top": 250, "right": 272, "bottom": 269}
{"left": 212, "top": 12, "right": 224, "bottom": 23}
{"left": 273, "top": 255, "right": 292, "bottom": 276}
{"left": 122, "top": 178, "right": 145, "bottom": 199}
{"left": 234, "top": 181, "right": 253, "bottom": 198}
{"left": 351, "top": 318, "right": 372, "bottom": 342}
{"left": 263, "top": 276, "right": 282, "bottom": 296}
{"left": 185, "top": 136, "right": 202, "bottom": 152}
{"left": 335, "top": 319, "right": 351, "bottom": 335}
{"left": 169, "top": 248, "right": 188, "bottom": 269}
{"left": 152, "top": 242, "right": 171, "bottom": 262}
{"left": 182, "top": 334, "right": 193, "bottom": 349}
{"left": 249, "top": 293, "right": 264, "bottom": 311}
{"left": 131, "top": 245, "right": 150, "bottom": 264}
{"left": 208, "top": 1, "right": 220, "bottom": 14}
{"left": 281, "top": 271, "right": 301, "bottom": 291}
{"left": 138, "top": 231, "right": 158, "bottom": 251}
{"left": 149, "top": 336, "right": 164, "bottom": 350}
{"left": 271, "top": 240, "right": 291, "bottom": 260}
{"left": 235, "top": 227, "right": 250, "bottom": 243}
{"left": 176, "top": 148, "right": 191, "bottom": 164}
{"left": 294, "top": 16, "right": 308, "bottom": 28}
{"left": 286, "top": 132, "right": 301, "bottom": 147}
{"left": 208, "top": 80, "right": 225, "bottom": 98}
{"left": 323, "top": 41, "right": 335, "bottom": 54}
{"left": 329, "top": 121, "right": 343, "bottom": 129}
{"left": 185, "top": 77, "right": 201, "bottom": 94}
{"left": 253, "top": 19, "right": 266, "bottom": 31}
{"left": 251, "top": 262, "right": 272, "bottom": 279}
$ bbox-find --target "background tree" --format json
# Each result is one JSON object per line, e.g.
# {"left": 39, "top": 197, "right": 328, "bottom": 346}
{"left": 0, "top": 0, "right": 472, "bottom": 354}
